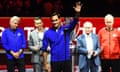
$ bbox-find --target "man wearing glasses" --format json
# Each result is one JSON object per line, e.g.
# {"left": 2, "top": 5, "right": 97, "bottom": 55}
{"left": 42, "top": 1, "right": 81, "bottom": 72}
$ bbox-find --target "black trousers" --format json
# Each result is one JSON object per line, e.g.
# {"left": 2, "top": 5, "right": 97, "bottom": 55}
{"left": 7, "top": 58, "right": 25, "bottom": 72}
{"left": 101, "top": 59, "right": 120, "bottom": 72}
{"left": 51, "top": 60, "right": 72, "bottom": 72}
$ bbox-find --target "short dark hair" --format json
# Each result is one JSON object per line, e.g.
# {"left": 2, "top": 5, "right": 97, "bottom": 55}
{"left": 51, "top": 12, "right": 60, "bottom": 18}
{"left": 34, "top": 17, "right": 41, "bottom": 20}
{"left": 73, "top": 0, "right": 82, "bottom": 7}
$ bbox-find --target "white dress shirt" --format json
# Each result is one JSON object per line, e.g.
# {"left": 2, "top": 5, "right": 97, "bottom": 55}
{"left": 85, "top": 33, "right": 93, "bottom": 59}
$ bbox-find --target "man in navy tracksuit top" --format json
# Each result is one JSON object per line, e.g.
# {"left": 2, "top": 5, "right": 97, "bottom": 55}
{"left": 42, "top": 1, "right": 81, "bottom": 72}
{"left": 1, "top": 16, "right": 26, "bottom": 72}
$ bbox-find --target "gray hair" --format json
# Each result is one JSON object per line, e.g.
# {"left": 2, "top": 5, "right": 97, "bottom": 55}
{"left": 105, "top": 14, "right": 114, "bottom": 20}
{"left": 83, "top": 21, "right": 93, "bottom": 27}
{"left": 10, "top": 16, "right": 20, "bottom": 24}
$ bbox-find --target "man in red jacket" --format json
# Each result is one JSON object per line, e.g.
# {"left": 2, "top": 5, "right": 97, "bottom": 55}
{"left": 98, "top": 14, "right": 120, "bottom": 72}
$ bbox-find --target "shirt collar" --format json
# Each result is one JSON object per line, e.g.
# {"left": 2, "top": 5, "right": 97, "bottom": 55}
{"left": 51, "top": 26, "right": 62, "bottom": 31}
{"left": 85, "top": 33, "right": 92, "bottom": 38}
{"left": 105, "top": 27, "right": 114, "bottom": 31}
{"left": 35, "top": 28, "right": 44, "bottom": 33}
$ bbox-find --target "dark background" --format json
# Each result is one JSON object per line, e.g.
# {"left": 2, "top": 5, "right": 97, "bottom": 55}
{"left": 0, "top": 0, "right": 120, "bottom": 17}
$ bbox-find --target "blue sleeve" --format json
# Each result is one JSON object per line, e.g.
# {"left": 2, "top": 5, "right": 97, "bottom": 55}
{"left": 64, "top": 18, "right": 78, "bottom": 31}
{"left": 76, "top": 36, "right": 88, "bottom": 55}
{"left": 21, "top": 29, "right": 26, "bottom": 49}
{"left": 1, "top": 30, "right": 10, "bottom": 51}
{"left": 42, "top": 31, "right": 49, "bottom": 52}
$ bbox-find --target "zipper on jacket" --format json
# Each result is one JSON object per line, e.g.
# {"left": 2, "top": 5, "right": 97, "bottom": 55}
{"left": 109, "top": 31, "right": 111, "bottom": 59}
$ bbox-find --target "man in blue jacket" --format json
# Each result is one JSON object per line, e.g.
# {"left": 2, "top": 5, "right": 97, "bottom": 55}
{"left": 76, "top": 21, "right": 101, "bottom": 72}
{"left": 42, "top": 1, "right": 81, "bottom": 72}
{"left": 1, "top": 16, "right": 26, "bottom": 72}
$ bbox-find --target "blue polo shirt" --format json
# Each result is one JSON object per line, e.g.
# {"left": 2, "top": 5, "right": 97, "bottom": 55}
{"left": 42, "top": 18, "right": 78, "bottom": 62}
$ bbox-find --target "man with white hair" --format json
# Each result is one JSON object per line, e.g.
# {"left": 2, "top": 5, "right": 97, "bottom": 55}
{"left": 76, "top": 21, "right": 101, "bottom": 72}
{"left": 1, "top": 16, "right": 26, "bottom": 72}
{"left": 98, "top": 14, "right": 120, "bottom": 72}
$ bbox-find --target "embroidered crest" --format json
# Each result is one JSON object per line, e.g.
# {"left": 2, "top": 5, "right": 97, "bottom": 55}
{"left": 60, "top": 31, "right": 64, "bottom": 35}
{"left": 17, "top": 33, "right": 21, "bottom": 36}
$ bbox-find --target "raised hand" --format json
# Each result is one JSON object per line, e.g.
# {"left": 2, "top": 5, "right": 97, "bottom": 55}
{"left": 73, "top": 1, "right": 82, "bottom": 13}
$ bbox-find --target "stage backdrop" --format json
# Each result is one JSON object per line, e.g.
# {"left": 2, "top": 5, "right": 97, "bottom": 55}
{"left": 0, "top": 17, "right": 120, "bottom": 70}
{"left": 0, "top": 17, "right": 120, "bottom": 42}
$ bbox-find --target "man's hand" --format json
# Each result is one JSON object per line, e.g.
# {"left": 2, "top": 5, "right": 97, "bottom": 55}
{"left": 73, "top": 1, "right": 82, "bottom": 13}
{"left": 93, "top": 51, "right": 98, "bottom": 56}
{"left": 43, "top": 52, "right": 49, "bottom": 71}
{"left": 88, "top": 49, "right": 93, "bottom": 55}
{"left": 87, "top": 49, "right": 93, "bottom": 59}
{"left": 34, "top": 45, "right": 40, "bottom": 51}
{"left": 13, "top": 52, "right": 20, "bottom": 59}
{"left": 44, "top": 63, "right": 49, "bottom": 72}
{"left": 10, "top": 51, "right": 20, "bottom": 59}
{"left": 10, "top": 49, "right": 23, "bottom": 59}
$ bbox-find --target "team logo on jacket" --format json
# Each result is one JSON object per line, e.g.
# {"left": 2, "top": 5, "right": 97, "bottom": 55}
{"left": 112, "top": 34, "right": 117, "bottom": 37}
{"left": 60, "top": 31, "right": 64, "bottom": 35}
{"left": 17, "top": 33, "right": 21, "bottom": 36}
